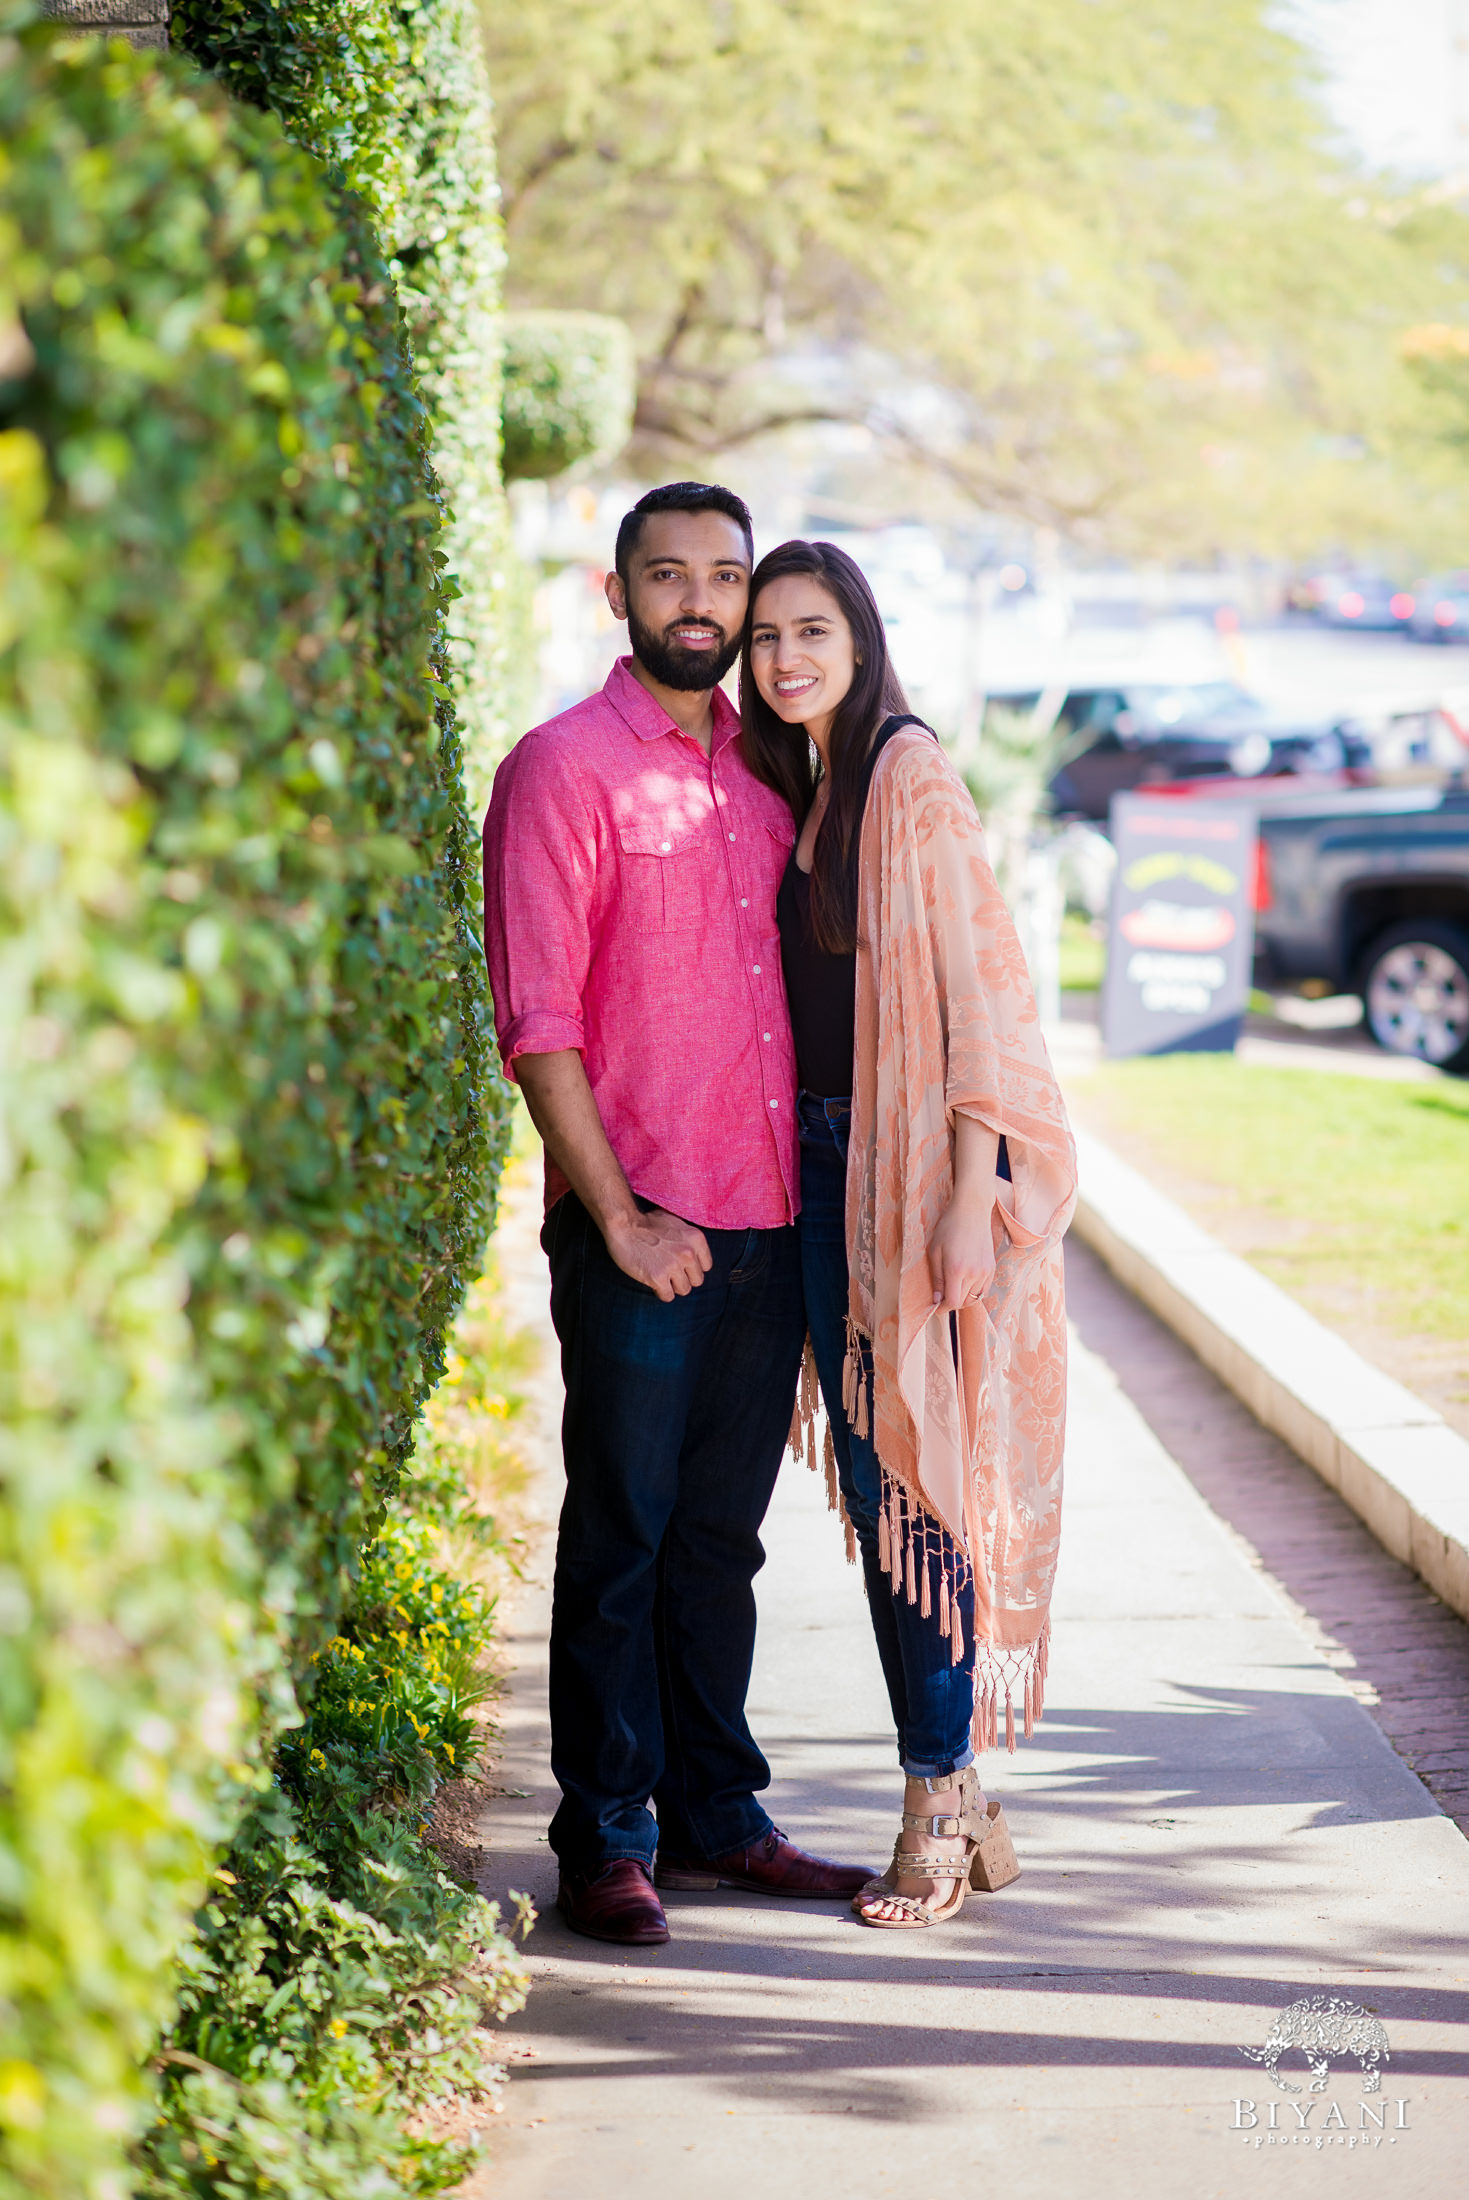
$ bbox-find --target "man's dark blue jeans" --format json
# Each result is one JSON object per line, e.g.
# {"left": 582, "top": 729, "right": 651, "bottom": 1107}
{"left": 541, "top": 1191, "right": 805, "bottom": 1876}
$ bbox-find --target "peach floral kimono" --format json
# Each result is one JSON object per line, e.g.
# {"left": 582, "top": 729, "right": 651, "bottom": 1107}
{"left": 794, "top": 730, "right": 1077, "bottom": 1753}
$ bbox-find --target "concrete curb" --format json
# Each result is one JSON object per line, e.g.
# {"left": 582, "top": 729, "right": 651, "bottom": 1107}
{"left": 1071, "top": 1125, "right": 1469, "bottom": 1624}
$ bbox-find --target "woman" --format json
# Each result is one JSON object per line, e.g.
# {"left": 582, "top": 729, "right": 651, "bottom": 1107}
{"left": 741, "top": 540, "right": 1077, "bottom": 1930}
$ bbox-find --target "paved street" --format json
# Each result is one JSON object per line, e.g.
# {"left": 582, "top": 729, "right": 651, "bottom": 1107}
{"left": 467, "top": 1164, "right": 1469, "bottom": 2200}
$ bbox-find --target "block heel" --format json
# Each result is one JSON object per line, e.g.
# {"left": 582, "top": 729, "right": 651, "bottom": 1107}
{"left": 969, "top": 1799, "right": 1021, "bottom": 1891}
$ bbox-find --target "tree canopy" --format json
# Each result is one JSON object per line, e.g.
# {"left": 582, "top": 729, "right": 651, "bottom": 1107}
{"left": 482, "top": 0, "right": 1469, "bottom": 558}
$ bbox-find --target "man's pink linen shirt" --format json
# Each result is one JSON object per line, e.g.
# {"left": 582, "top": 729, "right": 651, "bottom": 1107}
{"left": 483, "top": 658, "right": 799, "bottom": 1230}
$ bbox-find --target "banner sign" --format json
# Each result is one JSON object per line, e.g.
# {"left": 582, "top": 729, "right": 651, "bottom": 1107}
{"left": 1102, "top": 794, "right": 1256, "bottom": 1057}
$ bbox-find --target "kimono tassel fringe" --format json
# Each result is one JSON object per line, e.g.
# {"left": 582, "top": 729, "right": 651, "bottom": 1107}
{"left": 972, "top": 1625, "right": 1051, "bottom": 1756}
{"left": 841, "top": 1318, "right": 870, "bottom": 1441}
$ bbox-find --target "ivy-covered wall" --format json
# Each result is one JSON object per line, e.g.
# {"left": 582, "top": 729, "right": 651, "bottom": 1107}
{"left": 170, "top": 0, "right": 523, "bottom": 800}
{"left": 0, "top": 18, "right": 501, "bottom": 2190}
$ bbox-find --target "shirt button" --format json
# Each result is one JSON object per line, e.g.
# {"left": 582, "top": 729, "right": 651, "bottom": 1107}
{"left": 763, "top": 1032, "right": 772, "bottom": 1041}
{"left": 753, "top": 964, "right": 761, "bottom": 974}
{"left": 769, "top": 1098, "right": 779, "bottom": 1108}
{"left": 660, "top": 840, "right": 671, "bottom": 851}
{"left": 729, "top": 832, "right": 736, "bottom": 841}
{"left": 740, "top": 897, "right": 748, "bottom": 907}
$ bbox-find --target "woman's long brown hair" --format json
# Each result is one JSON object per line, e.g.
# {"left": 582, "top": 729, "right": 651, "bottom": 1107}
{"left": 738, "top": 539, "right": 914, "bottom": 953}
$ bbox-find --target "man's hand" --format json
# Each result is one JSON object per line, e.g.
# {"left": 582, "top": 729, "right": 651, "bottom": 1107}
{"left": 605, "top": 1206, "right": 713, "bottom": 1302}
{"left": 513, "top": 1049, "right": 712, "bottom": 1301}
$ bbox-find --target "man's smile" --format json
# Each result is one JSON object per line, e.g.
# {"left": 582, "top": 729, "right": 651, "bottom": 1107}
{"left": 669, "top": 622, "right": 723, "bottom": 650}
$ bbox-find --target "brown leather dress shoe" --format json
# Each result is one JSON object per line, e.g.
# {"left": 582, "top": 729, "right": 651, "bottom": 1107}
{"left": 557, "top": 1859, "right": 670, "bottom": 1945}
{"left": 655, "top": 1827, "right": 873, "bottom": 1898}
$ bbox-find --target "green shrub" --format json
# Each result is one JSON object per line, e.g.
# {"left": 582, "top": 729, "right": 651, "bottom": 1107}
{"left": 138, "top": 1244, "right": 537, "bottom": 2200}
{"left": 171, "top": 0, "right": 524, "bottom": 793}
{"left": 140, "top": 1793, "right": 525, "bottom": 2200}
{"left": 501, "top": 308, "right": 637, "bottom": 482}
{"left": 0, "top": 22, "right": 503, "bottom": 2191}
{"left": 140, "top": 1544, "right": 527, "bottom": 2200}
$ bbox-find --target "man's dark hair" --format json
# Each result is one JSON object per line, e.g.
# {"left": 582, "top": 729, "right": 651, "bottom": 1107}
{"left": 614, "top": 481, "right": 754, "bottom": 580}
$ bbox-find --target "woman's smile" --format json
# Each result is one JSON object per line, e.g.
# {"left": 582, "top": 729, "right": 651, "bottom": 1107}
{"left": 749, "top": 571, "right": 859, "bottom": 754}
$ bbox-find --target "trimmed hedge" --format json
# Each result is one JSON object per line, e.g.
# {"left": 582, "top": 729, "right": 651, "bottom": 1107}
{"left": 0, "top": 20, "right": 502, "bottom": 2192}
{"left": 390, "top": 0, "right": 522, "bottom": 803}
{"left": 171, "top": 0, "right": 523, "bottom": 798}
{"left": 140, "top": 1407, "right": 532, "bottom": 2200}
{"left": 501, "top": 308, "right": 638, "bottom": 482}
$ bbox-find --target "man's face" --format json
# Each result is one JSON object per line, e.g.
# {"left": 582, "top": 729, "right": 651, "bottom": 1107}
{"left": 607, "top": 510, "right": 750, "bottom": 690}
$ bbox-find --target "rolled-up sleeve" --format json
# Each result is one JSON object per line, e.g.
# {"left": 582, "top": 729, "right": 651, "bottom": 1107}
{"left": 482, "top": 736, "right": 598, "bottom": 1080}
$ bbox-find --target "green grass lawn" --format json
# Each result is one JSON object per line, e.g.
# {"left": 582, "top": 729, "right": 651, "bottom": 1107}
{"left": 1068, "top": 1057, "right": 1469, "bottom": 1424}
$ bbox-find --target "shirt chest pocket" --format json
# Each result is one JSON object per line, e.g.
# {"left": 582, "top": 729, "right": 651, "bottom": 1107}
{"left": 617, "top": 816, "right": 718, "bottom": 933}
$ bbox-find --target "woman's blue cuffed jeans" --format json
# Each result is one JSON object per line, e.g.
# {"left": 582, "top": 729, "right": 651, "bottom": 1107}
{"left": 796, "top": 1093, "right": 976, "bottom": 1781}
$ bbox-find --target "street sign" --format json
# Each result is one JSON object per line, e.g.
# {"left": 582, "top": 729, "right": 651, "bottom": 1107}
{"left": 1102, "top": 794, "right": 1256, "bottom": 1057}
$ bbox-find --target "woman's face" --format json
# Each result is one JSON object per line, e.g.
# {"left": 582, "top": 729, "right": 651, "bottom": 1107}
{"left": 749, "top": 575, "right": 857, "bottom": 739}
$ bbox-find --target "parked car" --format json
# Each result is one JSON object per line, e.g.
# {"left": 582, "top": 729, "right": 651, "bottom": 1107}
{"left": 1321, "top": 574, "right": 1415, "bottom": 631}
{"left": 1336, "top": 691, "right": 1469, "bottom": 783}
{"left": 1250, "top": 784, "right": 1469, "bottom": 1067}
{"left": 1408, "top": 572, "right": 1469, "bottom": 643}
{"left": 1284, "top": 571, "right": 1331, "bottom": 615}
{"left": 1010, "top": 679, "right": 1367, "bottom": 820}
{"left": 1317, "top": 572, "right": 1416, "bottom": 632}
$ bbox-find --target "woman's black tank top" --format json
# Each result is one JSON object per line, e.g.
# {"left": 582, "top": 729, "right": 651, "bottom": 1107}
{"left": 775, "top": 714, "right": 928, "bottom": 1100}
{"left": 776, "top": 853, "right": 853, "bottom": 1098}
{"left": 773, "top": 713, "right": 1012, "bottom": 1179}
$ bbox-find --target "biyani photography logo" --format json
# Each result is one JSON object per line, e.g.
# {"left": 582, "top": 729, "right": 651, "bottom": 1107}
{"left": 1232, "top": 1996, "right": 1411, "bottom": 2151}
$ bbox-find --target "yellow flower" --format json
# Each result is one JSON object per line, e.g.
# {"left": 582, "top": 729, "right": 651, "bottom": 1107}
{"left": 310, "top": 1748, "right": 326, "bottom": 1769}
{"left": 329, "top": 2018, "right": 348, "bottom": 2039}
{"left": 442, "top": 1742, "right": 455, "bottom": 1763}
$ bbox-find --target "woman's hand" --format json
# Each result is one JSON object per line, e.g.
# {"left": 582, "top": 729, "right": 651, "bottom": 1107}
{"left": 927, "top": 1188, "right": 996, "bottom": 1312}
{"left": 927, "top": 1112, "right": 1000, "bottom": 1312}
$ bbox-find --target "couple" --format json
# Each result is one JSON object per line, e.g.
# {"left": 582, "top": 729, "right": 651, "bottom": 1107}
{"left": 482, "top": 481, "right": 1076, "bottom": 1946}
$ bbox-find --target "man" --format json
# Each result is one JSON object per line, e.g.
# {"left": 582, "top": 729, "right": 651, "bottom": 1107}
{"left": 483, "top": 481, "right": 871, "bottom": 1946}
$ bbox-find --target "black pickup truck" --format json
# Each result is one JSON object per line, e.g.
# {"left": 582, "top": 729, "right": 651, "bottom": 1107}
{"left": 1250, "top": 783, "right": 1469, "bottom": 1068}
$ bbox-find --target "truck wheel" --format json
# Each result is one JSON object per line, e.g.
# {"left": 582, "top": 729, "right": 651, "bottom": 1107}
{"left": 1361, "top": 921, "right": 1469, "bottom": 1069}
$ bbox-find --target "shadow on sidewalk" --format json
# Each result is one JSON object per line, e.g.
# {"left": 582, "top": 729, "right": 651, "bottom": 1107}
{"left": 1065, "top": 1238, "right": 1469, "bottom": 1835}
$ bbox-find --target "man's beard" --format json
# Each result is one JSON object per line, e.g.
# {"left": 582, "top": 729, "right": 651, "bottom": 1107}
{"left": 627, "top": 602, "right": 741, "bottom": 691}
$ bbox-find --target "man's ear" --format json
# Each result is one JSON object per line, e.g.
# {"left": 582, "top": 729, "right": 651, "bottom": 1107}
{"left": 605, "top": 569, "right": 629, "bottom": 623}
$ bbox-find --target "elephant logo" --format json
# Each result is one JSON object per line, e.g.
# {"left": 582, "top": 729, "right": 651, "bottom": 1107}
{"left": 1240, "top": 1996, "right": 1390, "bottom": 2095}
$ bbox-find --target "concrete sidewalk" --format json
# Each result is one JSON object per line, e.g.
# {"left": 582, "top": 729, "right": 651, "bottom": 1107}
{"left": 466, "top": 1169, "right": 1469, "bottom": 2199}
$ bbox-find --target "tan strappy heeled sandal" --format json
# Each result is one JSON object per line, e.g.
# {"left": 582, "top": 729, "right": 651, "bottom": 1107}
{"left": 853, "top": 1767, "right": 1020, "bottom": 1930}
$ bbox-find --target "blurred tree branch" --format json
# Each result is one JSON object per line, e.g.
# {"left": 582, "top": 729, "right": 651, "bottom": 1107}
{"left": 482, "top": 0, "right": 1469, "bottom": 558}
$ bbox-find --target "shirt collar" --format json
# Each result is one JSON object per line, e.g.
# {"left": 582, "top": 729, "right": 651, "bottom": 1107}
{"left": 605, "top": 654, "right": 742, "bottom": 755}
